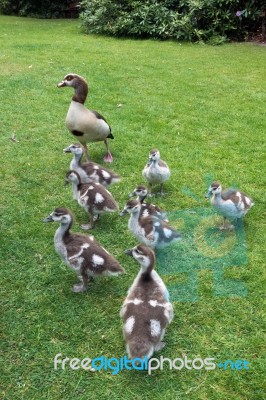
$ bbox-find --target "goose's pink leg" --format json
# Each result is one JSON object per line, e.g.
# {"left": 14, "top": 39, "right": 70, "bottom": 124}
{"left": 104, "top": 139, "right": 113, "bottom": 163}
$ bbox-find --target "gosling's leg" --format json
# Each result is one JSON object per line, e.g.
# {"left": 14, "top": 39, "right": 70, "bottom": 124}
{"left": 154, "top": 342, "right": 165, "bottom": 351}
{"left": 72, "top": 275, "right": 89, "bottom": 293}
{"left": 232, "top": 218, "right": 242, "bottom": 230}
{"left": 219, "top": 217, "right": 225, "bottom": 230}
{"left": 221, "top": 217, "right": 235, "bottom": 231}
{"left": 80, "top": 213, "right": 94, "bottom": 230}
{"left": 148, "top": 183, "right": 153, "bottom": 197}
{"left": 93, "top": 214, "right": 100, "bottom": 222}
{"left": 159, "top": 183, "right": 165, "bottom": 196}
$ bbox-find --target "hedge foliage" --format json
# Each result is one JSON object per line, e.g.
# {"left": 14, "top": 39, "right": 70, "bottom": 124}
{"left": 0, "top": 0, "right": 264, "bottom": 42}
{"left": 0, "top": 0, "right": 74, "bottom": 18}
{"left": 80, "top": 0, "right": 265, "bottom": 43}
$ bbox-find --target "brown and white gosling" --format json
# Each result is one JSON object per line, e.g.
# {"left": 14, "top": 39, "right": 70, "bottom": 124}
{"left": 65, "top": 170, "right": 119, "bottom": 230}
{"left": 128, "top": 184, "right": 168, "bottom": 222}
{"left": 120, "top": 244, "right": 173, "bottom": 360}
{"left": 120, "top": 200, "right": 181, "bottom": 249}
{"left": 57, "top": 73, "right": 114, "bottom": 162}
{"left": 64, "top": 143, "right": 120, "bottom": 186}
{"left": 43, "top": 207, "right": 124, "bottom": 292}
{"left": 142, "top": 149, "right": 170, "bottom": 195}
{"left": 205, "top": 181, "right": 254, "bottom": 230}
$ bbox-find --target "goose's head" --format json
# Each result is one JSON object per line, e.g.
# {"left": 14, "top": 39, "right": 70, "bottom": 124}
{"left": 119, "top": 200, "right": 141, "bottom": 216}
{"left": 57, "top": 73, "right": 87, "bottom": 89}
{"left": 63, "top": 143, "right": 83, "bottom": 156}
{"left": 65, "top": 170, "right": 81, "bottom": 185}
{"left": 128, "top": 185, "right": 148, "bottom": 199}
{"left": 43, "top": 207, "right": 73, "bottom": 225}
{"left": 149, "top": 148, "right": 160, "bottom": 162}
{"left": 124, "top": 244, "right": 155, "bottom": 270}
{"left": 205, "top": 181, "right": 222, "bottom": 198}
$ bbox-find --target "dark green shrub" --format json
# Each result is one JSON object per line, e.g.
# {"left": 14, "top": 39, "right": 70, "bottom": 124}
{"left": 80, "top": 0, "right": 265, "bottom": 42}
{"left": 178, "top": 0, "right": 265, "bottom": 42}
{"left": 0, "top": 0, "right": 75, "bottom": 18}
{"left": 80, "top": 0, "right": 180, "bottom": 38}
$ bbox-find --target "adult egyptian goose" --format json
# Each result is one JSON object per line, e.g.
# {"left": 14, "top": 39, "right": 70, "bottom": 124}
{"left": 142, "top": 149, "right": 170, "bottom": 195}
{"left": 205, "top": 181, "right": 254, "bottom": 229}
{"left": 120, "top": 200, "right": 181, "bottom": 249}
{"left": 65, "top": 170, "right": 119, "bottom": 230}
{"left": 120, "top": 244, "right": 173, "bottom": 360}
{"left": 43, "top": 207, "right": 125, "bottom": 292}
{"left": 64, "top": 143, "right": 120, "bottom": 186}
{"left": 57, "top": 73, "right": 114, "bottom": 162}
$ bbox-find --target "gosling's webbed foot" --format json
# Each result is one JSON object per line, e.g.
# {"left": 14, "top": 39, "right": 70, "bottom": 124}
{"left": 219, "top": 224, "right": 234, "bottom": 231}
{"left": 227, "top": 224, "right": 235, "bottom": 231}
{"left": 80, "top": 223, "right": 93, "bottom": 230}
{"left": 219, "top": 225, "right": 227, "bottom": 231}
{"left": 72, "top": 282, "right": 87, "bottom": 293}
{"left": 154, "top": 341, "right": 165, "bottom": 351}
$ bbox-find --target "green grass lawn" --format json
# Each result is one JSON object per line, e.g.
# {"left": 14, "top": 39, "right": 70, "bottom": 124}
{"left": 1, "top": 15, "right": 265, "bottom": 400}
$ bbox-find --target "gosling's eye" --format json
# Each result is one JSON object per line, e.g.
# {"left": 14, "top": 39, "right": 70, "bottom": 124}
{"left": 135, "top": 249, "right": 143, "bottom": 255}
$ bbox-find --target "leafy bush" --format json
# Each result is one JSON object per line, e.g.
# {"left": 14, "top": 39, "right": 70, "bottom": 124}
{"left": 1, "top": 0, "right": 264, "bottom": 41}
{"left": 80, "top": 1, "right": 179, "bottom": 38}
{"left": 80, "top": 0, "right": 265, "bottom": 42}
{"left": 0, "top": 0, "right": 75, "bottom": 18}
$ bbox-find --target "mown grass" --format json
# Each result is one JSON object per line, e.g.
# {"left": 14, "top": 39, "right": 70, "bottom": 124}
{"left": 1, "top": 15, "right": 265, "bottom": 400}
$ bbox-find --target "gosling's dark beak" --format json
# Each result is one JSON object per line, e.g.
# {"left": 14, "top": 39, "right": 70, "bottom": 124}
{"left": 124, "top": 249, "right": 133, "bottom": 257}
{"left": 119, "top": 209, "right": 128, "bottom": 216}
{"left": 147, "top": 157, "right": 152, "bottom": 166}
{"left": 65, "top": 179, "right": 70, "bottom": 186}
{"left": 43, "top": 215, "right": 54, "bottom": 223}
{"left": 128, "top": 191, "right": 136, "bottom": 198}
{"left": 63, "top": 147, "right": 71, "bottom": 153}
{"left": 205, "top": 189, "right": 212, "bottom": 199}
